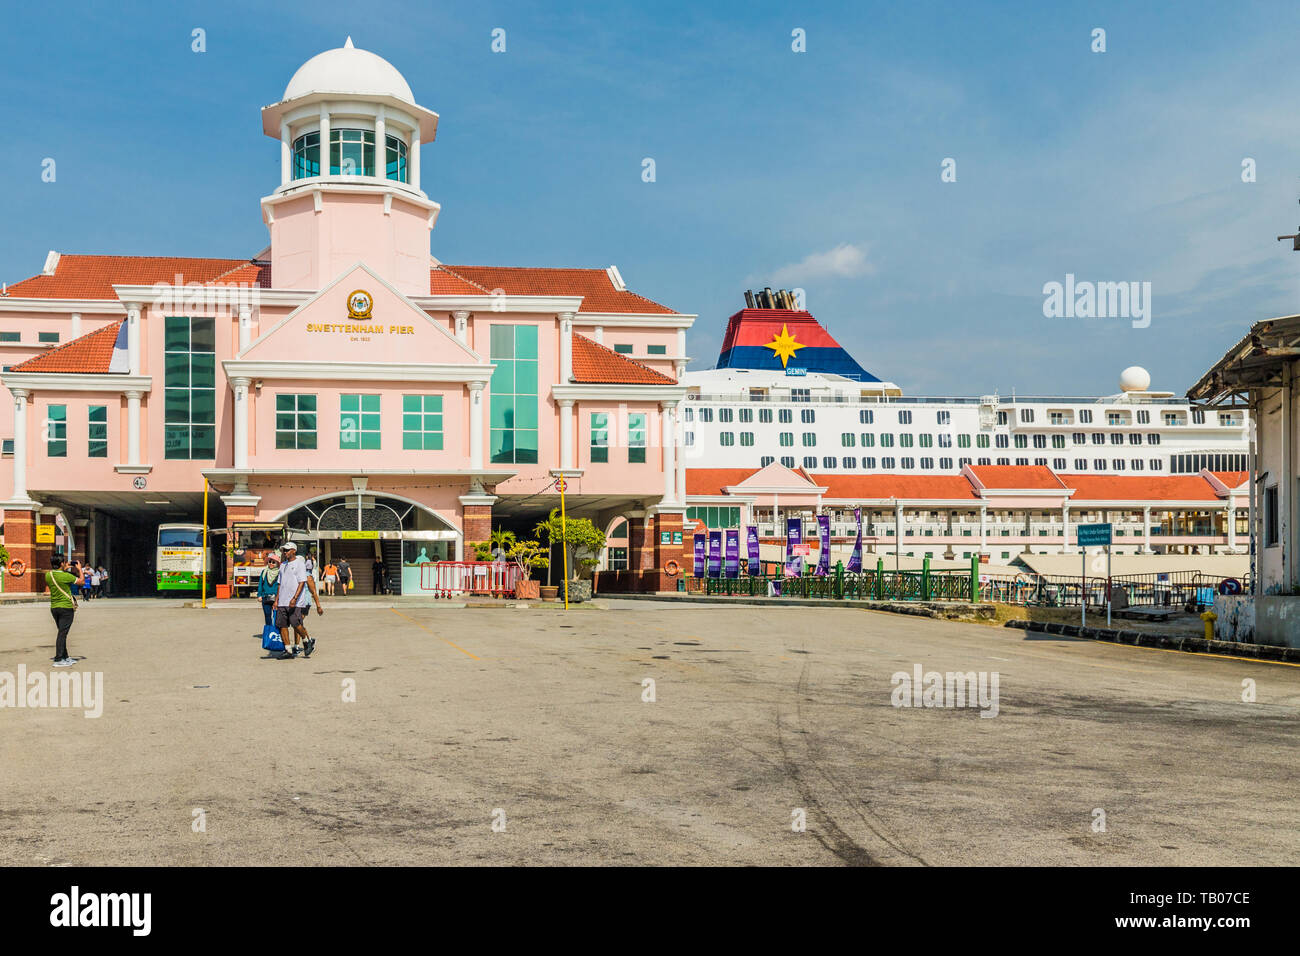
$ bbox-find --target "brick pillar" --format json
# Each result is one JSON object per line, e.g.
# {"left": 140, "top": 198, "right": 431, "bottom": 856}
{"left": 462, "top": 504, "right": 493, "bottom": 547}
{"left": 628, "top": 515, "right": 655, "bottom": 570}
{"left": 2, "top": 509, "right": 38, "bottom": 594}
{"left": 653, "top": 511, "right": 684, "bottom": 569}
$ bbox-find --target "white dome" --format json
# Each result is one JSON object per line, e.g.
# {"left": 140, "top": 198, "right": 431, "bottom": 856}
{"left": 1119, "top": 366, "right": 1151, "bottom": 392}
{"left": 283, "top": 38, "right": 415, "bottom": 104}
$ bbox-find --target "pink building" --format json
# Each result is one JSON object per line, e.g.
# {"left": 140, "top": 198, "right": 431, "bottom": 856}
{"left": 0, "top": 40, "right": 694, "bottom": 594}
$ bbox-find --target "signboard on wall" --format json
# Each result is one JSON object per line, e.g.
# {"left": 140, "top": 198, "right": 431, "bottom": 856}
{"left": 35, "top": 524, "right": 56, "bottom": 543}
{"left": 340, "top": 530, "right": 380, "bottom": 540}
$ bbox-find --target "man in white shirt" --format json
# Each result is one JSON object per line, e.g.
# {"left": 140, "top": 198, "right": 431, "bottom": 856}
{"left": 272, "top": 541, "right": 323, "bottom": 659}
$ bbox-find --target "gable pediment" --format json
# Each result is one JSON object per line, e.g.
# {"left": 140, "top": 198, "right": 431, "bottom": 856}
{"left": 240, "top": 262, "right": 483, "bottom": 367}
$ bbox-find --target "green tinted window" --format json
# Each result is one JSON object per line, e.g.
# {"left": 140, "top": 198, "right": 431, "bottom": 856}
{"left": 340, "top": 394, "right": 381, "bottom": 450}
{"left": 46, "top": 404, "right": 67, "bottom": 457}
{"left": 489, "top": 325, "right": 539, "bottom": 464}
{"left": 628, "top": 413, "right": 646, "bottom": 464}
{"left": 402, "top": 394, "right": 444, "bottom": 451}
{"left": 88, "top": 405, "right": 107, "bottom": 457}
{"left": 590, "top": 412, "right": 608, "bottom": 463}
{"left": 163, "top": 317, "right": 217, "bottom": 459}
{"left": 275, "top": 394, "right": 318, "bottom": 449}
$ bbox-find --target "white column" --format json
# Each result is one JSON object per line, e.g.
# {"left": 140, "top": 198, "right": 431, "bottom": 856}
{"left": 1143, "top": 506, "right": 1152, "bottom": 553}
{"left": 232, "top": 377, "right": 250, "bottom": 470}
{"left": 558, "top": 398, "right": 574, "bottom": 470}
{"left": 676, "top": 327, "right": 687, "bottom": 359}
{"left": 410, "top": 131, "right": 421, "bottom": 189}
{"left": 126, "top": 302, "right": 141, "bottom": 375}
{"left": 280, "top": 120, "right": 291, "bottom": 185}
{"left": 10, "top": 389, "right": 28, "bottom": 501}
{"left": 374, "top": 108, "right": 385, "bottom": 178}
{"left": 125, "top": 389, "right": 142, "bottom": 466}
{"left": 469, "top": 381, "right": 485, "bottom": 470}
{"left": 1061, "top": 502, "right": 1071, "bottom": 553}
{"left": 1227, "top": 505, "right": 1237, "bottom": 551}
{"left": 675, "top": 402, "right": 686, "bottom": 503}
{"left": 237, "top": 306, "right": 252, "bottom": 353}
{"left": 318, "top": 106, "right": 331, "bottom": 176}
{"left": 979, "top": 504, "right": 987, "bottom": 550}
{"left": 70, "top": 312, "right": 82, "bottom": 339}
{"left": 661, "top": 402, "right": 676, "bottom": 502}
{"left": 453, "top": 309, "right": 469, "bottom": 344}
{"left": 559, "top": 312, "right": 574, "bottom": 383}
{"left": 592, "top": 325, "right": 603, "bottom": 344}
{"left": 895, "top": 501, "right": 903, "bottom": 559}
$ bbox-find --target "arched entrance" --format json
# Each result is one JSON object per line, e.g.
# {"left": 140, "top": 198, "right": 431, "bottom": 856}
{"left": 603, "top": 517, "right": 629, "bottom": 570}
{"left": 278, "top": 491, "right": 461, "bottom": 595}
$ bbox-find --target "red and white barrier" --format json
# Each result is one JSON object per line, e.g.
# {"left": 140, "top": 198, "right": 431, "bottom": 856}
{"left": 418, "top": 561, "right": 519, "bottom": 597}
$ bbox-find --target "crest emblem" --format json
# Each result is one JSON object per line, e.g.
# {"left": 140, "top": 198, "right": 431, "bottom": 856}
{"left": 347, "top": 289, "right": 373, "bottom": 319}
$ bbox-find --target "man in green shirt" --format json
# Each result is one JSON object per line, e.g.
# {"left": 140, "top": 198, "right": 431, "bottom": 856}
{"left": 46, "top": 556, "right": 84, "bottom": 667}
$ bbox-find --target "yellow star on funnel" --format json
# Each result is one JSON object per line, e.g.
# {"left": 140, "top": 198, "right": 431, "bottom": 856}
{"left": 764, "top": 324, "right": 806, "bottom": 368}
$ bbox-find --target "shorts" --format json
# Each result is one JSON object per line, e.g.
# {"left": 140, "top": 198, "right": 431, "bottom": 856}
{"left": 275, "top": 606, "right": 305, "bottom": 629}
{"left": 325, "top": 575, "right": 337, "bottom": 583}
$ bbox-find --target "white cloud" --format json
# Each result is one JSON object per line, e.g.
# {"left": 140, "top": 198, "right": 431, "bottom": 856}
{"left": 763, "top": 243, "right": 874, "bottom": 285}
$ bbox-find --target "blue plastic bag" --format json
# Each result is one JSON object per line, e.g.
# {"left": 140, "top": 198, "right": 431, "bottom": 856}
{"left": 262, "top": 623, "right": 284, "bottom": 652}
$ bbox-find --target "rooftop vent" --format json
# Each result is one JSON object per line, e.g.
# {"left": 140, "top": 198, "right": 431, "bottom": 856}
{"left": 744, "top": 288, "right": 800, "bottom": 310}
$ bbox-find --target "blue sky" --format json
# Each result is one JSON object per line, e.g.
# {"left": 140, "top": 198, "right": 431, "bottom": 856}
{"left": 3, "top": 0, "right": 1300, "bottom": 395}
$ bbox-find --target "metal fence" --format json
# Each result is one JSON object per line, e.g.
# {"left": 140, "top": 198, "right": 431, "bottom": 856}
{"left": 981, "top": 570, "right": 1245, "bottom": 609}
{"left": 695, "top": 561, "right": 977, "bottom": 602}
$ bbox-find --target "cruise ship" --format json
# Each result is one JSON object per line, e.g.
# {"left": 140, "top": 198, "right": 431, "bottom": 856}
{"left": 674, "top": 290, "right": 1251, "bottom": 562}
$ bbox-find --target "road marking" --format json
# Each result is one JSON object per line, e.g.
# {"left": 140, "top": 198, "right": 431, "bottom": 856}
{"left": 389, "top": 608, "right": 481, "bottom": 660}
{"left": 1087, "top": 637, "right": 1300, "bottom": 670}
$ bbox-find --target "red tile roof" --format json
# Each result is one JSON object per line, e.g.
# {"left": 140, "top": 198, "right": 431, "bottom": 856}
{"left": 436, "top": 265, "right": 677, "bottom": 314}
{"left": 570, "top": 333, "right": 676, "bottom": 385}
{"left": 1060, "top": 475, "right": 1223, "bottom": 502}
{"left": 817, "top": 474, "right": 980, "bottom": 500}
{"left": 429, "top": 266, "right": 491, "bottom": 295}
{"left": 12, "top": 320, "right": 122, "bottom": 373}
{"left": 1210, "top": 471, "right": 1249, "bottom": 488}
{"left": 686, "top": 469, "right": 772, "bottom": 496}
{"left": 967, "top": 465, "right": 1066, "bottom": 490}
{"left": 4, "top": 255, "right": 268, "bottom": 299}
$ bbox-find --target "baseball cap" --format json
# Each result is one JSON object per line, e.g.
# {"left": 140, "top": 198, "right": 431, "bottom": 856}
{"left": 282, "top": 541, "right": 298, "bottom": 552}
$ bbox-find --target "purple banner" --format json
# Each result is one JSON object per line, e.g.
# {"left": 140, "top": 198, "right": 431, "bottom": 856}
{"left": 785, "top": 518, "right": 802, "bottom": 577}
{"left": 708, "top": 531, "right": 723, "bottom": 578}
{"left": 816, "top": 514, "right": 831, "bottom": 576}
{"left": 746, "top": 525, "right": 760, "bottom": 576}
{"left": 848, "top": 507, "right": 863, "bottom": 572}
{"left": 693, "top": 533, "right": 706, "bottom": 576}
{"left": 725, "top": 529, "right": 740, "bottom": 578}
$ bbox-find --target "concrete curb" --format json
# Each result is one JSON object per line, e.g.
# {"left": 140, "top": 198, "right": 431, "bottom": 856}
{"left": 599, "top": 591, "right": 995, "bottom": 621}
{"left": 1003, "top": 618, "right": 1300, "bottom": 662}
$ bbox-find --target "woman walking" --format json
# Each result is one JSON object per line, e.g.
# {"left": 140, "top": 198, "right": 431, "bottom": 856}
{"left": 323, "top": 561, "right": 337, "bottom": 596}
{"left": 257, "top": 555, "right": 281, "bottom": 630}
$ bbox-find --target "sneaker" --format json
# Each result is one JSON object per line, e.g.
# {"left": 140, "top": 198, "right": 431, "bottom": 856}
{"left": 303, "top": 638, "right": 315, "bottom": 658}
{"left": 52, "top": 658, "right": 76, "bottom": 668}
{"left": 276, "top": 649, "right": 296, "bottom": 660}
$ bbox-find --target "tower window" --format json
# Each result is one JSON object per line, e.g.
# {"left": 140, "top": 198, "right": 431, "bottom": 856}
{"left": 385, "top": 135, "right": 407, "bottom": 183}
{"left": 292, "top": 132, "right": 320, "bottom": 179}
{"left": 331, "top": 128, "right": 376, "bottom": 176}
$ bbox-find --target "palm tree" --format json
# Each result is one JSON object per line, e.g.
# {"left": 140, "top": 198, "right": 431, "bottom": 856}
{"left": 489, "top": 528, "right": 517, "bottom": 560}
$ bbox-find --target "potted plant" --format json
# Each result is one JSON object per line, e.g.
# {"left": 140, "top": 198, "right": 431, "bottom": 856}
{"left": 508, "top": 538, "right": 548, "bottom": 599}
{"left": 534, "top": 508, "right": 606, "bottom": 603}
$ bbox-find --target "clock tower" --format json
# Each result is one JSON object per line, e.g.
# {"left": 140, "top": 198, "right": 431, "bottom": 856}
{"left": 259, "top": 38, "right": 441, "bottom": 296}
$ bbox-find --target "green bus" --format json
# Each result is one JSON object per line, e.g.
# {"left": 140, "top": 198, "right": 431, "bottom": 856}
{"left": 156, "top": 523, "right": 212, "bottom": 592}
